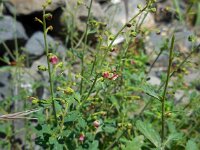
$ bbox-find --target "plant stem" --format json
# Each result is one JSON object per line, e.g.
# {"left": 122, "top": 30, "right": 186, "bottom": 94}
{"left": 161, "top": 35, "right": 175, "bottom": 143}
{"left": 80, "top": 0, "right": 93, "bottom": 95}
{"left": 139, "top": 43, "right": 197, "bottom": 117}
{"left": 147, "top": 49, "right": 163, "bottom": 74}
{"left": 43, "top": 9, "right": 57, "bottom": 125}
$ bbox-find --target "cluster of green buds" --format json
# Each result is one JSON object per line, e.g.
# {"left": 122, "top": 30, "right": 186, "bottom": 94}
{"left": 57, "top": 87, "right": 74, "bottom": 95}
{"left": 38, "top": 65, "right": 48, "bottom": 71}
{"left": 43, "top": 0, "right": 52, "bottom": 8}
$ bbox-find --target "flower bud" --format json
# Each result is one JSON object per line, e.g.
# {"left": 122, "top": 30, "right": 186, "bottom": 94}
{"left": 46, "top": 0, "right": 52, "bottom": 5}
{"left": 102, "top": 71, "right": 109, "bottom": 78}
{"left": 64, "top": 87, "right": 74, "bottom": 95}
{"left": 109, "top": 36, "right": 114, "bottom": 41}
{"left": 110, "top": 74, "right": 119, "bottom": 80}
{"left": 188, "top": 35, "right": 196, "bottom": 42}
{"left": 38, "top": 65, "right": 47, "bottom": 71}
{"left": 44, "top": 13, "right": 53, "bottom": 20}
{"left": 47, "top": 25, "right": 53, "bottom": 32}
{"left": 150, "top": 8, "right": 157, "bottom": 13}
{"left": 34, "top": 17, "right": 43, "bottom": 24}
{"left": 93, "top": 120, "right": 100, "bottom": 128}
{"left": 79, "top": 133, "right": 85, "bottom": 142}
{"left": 137, "top": 4, "right": 142, "bottom": 10}
{"left": 126, "top": 23, "right": 132, "bottom": 28}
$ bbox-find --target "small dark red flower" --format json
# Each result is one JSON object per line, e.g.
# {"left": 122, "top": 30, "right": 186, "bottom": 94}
{"left": 102, "top": 71, "right": 110, "bottom": 78}
{"left": 93, "top": 120, "right": 100, "bottom": 128}
{"left": 49, "top": 55, "right": 58, "bottom": 65}
{"left": 79, "top": 133, "right": 85, "bottom": 142}
{"left": 110, "top": 74, "right": 119, "bottom": 80}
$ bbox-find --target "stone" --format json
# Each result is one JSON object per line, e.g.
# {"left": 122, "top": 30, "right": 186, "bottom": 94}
{"left": 65, "top": 0, "right": 104, "bottom": 32}
{"left": 0, "top": 69, "right": 11, "bottom": 101}
{"left": 0, "top": 15, "right": 27, "bottom": 42}
{"left": 147, "top": 75, "right": 161, "bottom": 86}
{"left": 104, "top": 0, "right": 155, "bottom": 30}
{"left": 4, "top": 0, "right": 66, "bottom": 15}
{"left": 174, "top": 26, "right": 194, "bottom": 53}
{"left": 25, "top": 31, "right": 66, "bottom": 56}
{"left": 101, "top": 0, "right": 155, "bottom": 45}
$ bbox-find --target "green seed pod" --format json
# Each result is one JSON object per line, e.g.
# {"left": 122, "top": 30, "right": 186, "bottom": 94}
{"left": 46, "top": 0, "right": 52, "bottom": 5}
{"left": 64, "top": 87, "right": 74, "bottom": 95}
{"left": 150, "top": 8, "right": 157, "bottom": 13}
{"left": 32, "top": 99, "right": 39, "bottom": 104}
{"left": 130, "top": 31, "right": 137, "bottom": 37}
{"left": 44, "top": 13, "right": 53, "bottom": 20}
{"left": 109, "top": 36, "right": 114, "bottom": 41}
{"left": 38, "top": 65, "right": 47, "bottom": 71}
{"left": 188, "top": 35, "right": 196, "bottom": 42}
{"left": 137, "top": 4, "right": 142, "bottom": 10}
{"left": 126, "top": 23, "right": 132, "bottom": 28}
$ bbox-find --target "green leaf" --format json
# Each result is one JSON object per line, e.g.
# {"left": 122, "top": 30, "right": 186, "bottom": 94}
{"left": 186, "top": 140, "right": 198, "bottom": 150}
{"left": 77, "top": 118, "right": 87, "bottom": 129}
{"left": 103, "top": 125, "right": 116, "bottom": 133}
{"left": 141, "top": 85, "right": 161, "bottom": 101}
{"left": 164, "top": 133, "right": 183, "bottom": 146}
{"left": 64, "top": 111, "right": 80, "bottom": 122}
{"left": 124, "top": 135, "right": 144, "bottom": 150}
{"left": 89, "top": 140, "right": 99, "bottom": 150}
{"left": 136, "top": 120, "right": 161, "bottom": 148}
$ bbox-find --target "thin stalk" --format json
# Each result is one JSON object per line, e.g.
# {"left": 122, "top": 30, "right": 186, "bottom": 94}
{"left": 1, "top": 42, "right": 16, "bottom": 61}
{"left": 147, "top": 49, "right": 163, "bottom": 74}
{"left": 80, "top": 0, "right": 93, "bottom": 94}
{"left": 84, "top": 74, "right": 99, "bottom": 101}
{"left": 137, "top": 11, "right": 149, "bottom": 30}
{"left": 105, "top": 130, "right": 125, "bottom": 150}
{"left": 161, "top": 35, "right": 175, "bottom": 143}
{"left": 43, "top": 9, "right": 57, "bottom": 125}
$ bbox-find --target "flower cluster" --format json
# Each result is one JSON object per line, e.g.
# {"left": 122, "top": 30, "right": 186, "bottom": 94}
{"left": 102, "top": 71, "right": 119, "bottom": 80}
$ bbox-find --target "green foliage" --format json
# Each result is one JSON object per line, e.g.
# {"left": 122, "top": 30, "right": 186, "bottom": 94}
{"left": 0, "top": 0, "right": 199, "bottom": 149}
{"left": 136, "top": 120, "right": 161, "bottom": 148}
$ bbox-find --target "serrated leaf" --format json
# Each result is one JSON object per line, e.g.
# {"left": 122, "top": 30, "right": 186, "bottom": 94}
{"left": 78, "top": 118, "right": 87, "bottom": 129}
{"left": 89, "top": 140, "right": 99, "bottom": 150}
{"left": 124, "top": 135, "right": 144, "bottom": 150}
{"left": 103, "top": 125, "right": 116, "bottom": 133}
{"left": 164, "top": 133, "right": 183, "bottom": 146}
{"left": 64, "top": 111, "right": 79, "bottom": 122}
{"left": 186, "top": 140, "right": 198, "bottom": 150}
{"left": 141, "top": 85, "right": 161, "bottom": 101}
{"left": 136, "top": 120, "right": 161, "bottom": 148}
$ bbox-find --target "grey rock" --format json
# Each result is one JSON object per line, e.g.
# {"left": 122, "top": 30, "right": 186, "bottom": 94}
{"left": 0, "top": 69, "right": 11, "bottom": 101}
{"left": 174, "top": 26, "right": 194, "bottom": 53}
{"left": 147, "top": 75, "right": 161, "bottom": 86}
{"left": 25, "top": 31, "right": 66, "bottom": 56}
{"left": 30, "top": 56, "right": 49, "bottom": 99}
{"left": 65, "top": 0, "right": 104, "bottom": 32}
{"left": 0, "top": 16, "right": 27, "bottom": 42}
{"left": 184, "top": 72, "right": 200, "bottom": 85}
{"left": 102, "top": 0, "right": 155, "bottom": 45}
{"left": 4, "top": 0, "right": 66, "bottom": 15}
{"left": 104, "top": 0, "right": 155, "bottom": 32}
